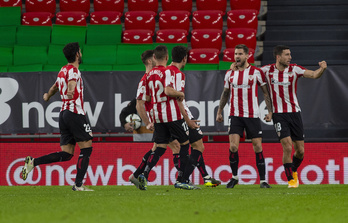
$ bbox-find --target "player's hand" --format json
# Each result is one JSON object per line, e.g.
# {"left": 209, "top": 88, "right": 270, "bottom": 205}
{"left": 177, "top": 96, "right": 184, "bottom": 102}
{"left": 146, "top": 122, "right": 154, "bottom": 131}
{"left": 319, "top": 61, "right": 327, "bottom": 69}
{"left": 43, "top": 93, "right": 49, "bottom": 102}
{"left": 216, "top": 113, "right": 223, "bottom": 123}
{"left": 67, "top": 90, "right": 74, "bottom": 99}
{"left": 264, "top": 112, "right": 272, "bottom": 122}
{"left": 230, "top": 62, "right": 238, "bottom": 71}
{"left": 124, "top": 123, "right": 134, "bottom": 132}
{"left": 187, "top": 119, "right": 200, "bottom": 129}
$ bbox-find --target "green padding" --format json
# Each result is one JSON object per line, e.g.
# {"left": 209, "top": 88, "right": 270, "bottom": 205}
{"left": 153, "top": 43, "right": 188, "bottom": 63}
{"left": 0, "top": 26, "right": 17, "bottom": 46}
{"left": 16, "top": 26, "right": 51, "bottom": 46}
{"left": 79, "top": 64, "right": 113, "bottom": 71}
{"left": 219, "top": 61, "right": 233, "bottom": 70}
{"left": 8, "top": 64, "right": 43, "bottom": 72}
{"left": 116, "top": 44, "right": 154, "bottom": 65}
{"left": 51, "top": 25, "right": 86, "bottom": 47}
{"left": 13, "top": 45, "right": 47, "bottom": 66}
{"left": 83, "top": 45, "right": 117, "bottom": 65}
{"left": 47, "top": 44, "right": 67, "bottom": 65}
{"left": 43, "top": 64, "right": 63, "bottom": 72}
{"left": 113, "top": 64, "right": 145, "bottom": 71}
{"left": 0, "top": 66, "right": 8, "bottom": 72}
{"left": 0, "top": 46, "right": 13, "bottom": 66}
{"left": 86, "top": 25, "right": 122, "bottom": 45}
{"left": 183, "top": 63, "right": 219, "bottom": 71}
{"left": 0, "top": 7, "right": 21, "bottom": 26}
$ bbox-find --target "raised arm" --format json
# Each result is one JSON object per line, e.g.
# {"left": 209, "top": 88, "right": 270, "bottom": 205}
{"left": 216, "top": 88, "right": 230, "bottom": 123}
{"left": 303, "top": 61, "right": 327, "bottom": 79}
{"left": 43, "top": 83, "right": 59, "bottom": 102}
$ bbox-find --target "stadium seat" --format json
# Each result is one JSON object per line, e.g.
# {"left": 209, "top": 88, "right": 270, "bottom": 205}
{"left": 94, "top": 0, "right": 124, "bottom": 14}
{"left": 59, "top": 0, "right": 90, "bottom": 14}
{"left": 47, "top": 44, "right": 68, "bottom": 65}
{"left": 116, "top": 44, "right": 154, "bottom": 64}
{"left": 0, "top": 26, "right": 17, "bottom": 46}
{"left": 196, "top": 0, "right": 227, "bottom": 14}
{"left": 188, "top": 48, "right": 220, "bottom": 64}
{"left": 0, "top": 46, "right": 13, "bottom": 66}
{"left": 0, "top": 6, "right": 21, "bottom": 26}
{"left": 113, "top": 63, "right": 145, "bottom": 71}
{"left": 192, "top": 10, "right": 224, "bottom": 30}
{"left": 122, "top": 29, "right": 154, "bottom": 44}
{"left": 124, "top": 11, "right": 156, "bottom": 31}
{"left": 0, "top": 0, "right": 21, "bottom": 8}
{"left": 51, "top": 25, "right": 87, "bottom": 47}
{"left": 191, "top": 29, "right": 222, "bottom": 50}
{"left": 8, "top": 64, "right": 43, "bottom": 72}
{"left": 43, "top": 64, "right": 65, "bottom": 71}
{"left": 230, "top": 0, "right": 261, "bottom": 12}
{"left": 159, "top": 11, "right": 190, "bottom": 32}
{"left": 86, "top": 24, "right": 122, "bottom": 45}
{"left": 90, "top": 11, "right": 122, "bottom": 25}
{"left": 25, "top": 0, "right": 56, "bottom": 14}
{"left": 22, "top": 12, "right": 54, "bottom": 26}
{"left": 79, "top": 64, "right": 114, "bottom": 71}
{"left": 128, "top": 0, "right": 158, "bottom": 13}
{"left": 156, "top": 29, "right": 188, "bottom": 43}
{"left": 55, "top": 11, "right": 88, "bottom": 26}
{"left": 227, "top": 10, "right": 258, "bottom": 30}
{"left": 0, "top": 66, "right": 7, "bottom": 72}
{"left": 13, "top": 45, "right": 47, "bottom": 66}
{"left": 225, "top": 28, "right": 257, "bottom": 50}
{"left": 83, "top": 45, "right": 117, "bottom": 65}
{"left": 16, "top": 25, "right": 52, "bottom": 46}
{"left": 161, "top": 0, "right": 192, "bottom": 12}
{"left": 223, "top": 47, "right": 255, "bottom": 63}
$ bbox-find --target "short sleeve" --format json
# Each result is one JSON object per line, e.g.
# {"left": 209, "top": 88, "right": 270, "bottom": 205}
{"left": 68, "top": 67, "right": 80, "bottom": 81}
{"left": 293, "top": 65, "right": 306, "bottom": 77}
{"left": 256, "top": 68, "right": 267, "bottom": 86}
{"left": 223, "top": 70, "right": 232, "bottom": 89}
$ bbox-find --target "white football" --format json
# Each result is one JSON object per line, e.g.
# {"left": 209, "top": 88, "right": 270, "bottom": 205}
{"left": 125, "top": 113, "right": 142, "bottom": 130}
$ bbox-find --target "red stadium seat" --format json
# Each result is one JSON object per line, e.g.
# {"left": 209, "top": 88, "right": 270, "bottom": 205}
{"left": 230, "top": 0, "right": 261, "bottom": 12}
{"left": 122, "top": 29, "right": 154, "bottom": 44}
{"left": 188, "top": 48, "right": 220, "bottom": 64}
{"left": 227, "top": 10, "right": 258, "bottom": 30}
{"left": 196, "top": 0, "right": 227, "bottom": 14}
{"left": 22, "top": 12, "right": 53, "bottom": 26}
{"left": 192, "top": 10, "right": 223, "bottom": 30}
{"left": 161, "top": 0, "right": 192, "bottom": 12}
{"left": 128, "top": 0, "right": 158, "bottom": 13}
{"left": 225, "top": 28, "right": 257, "bottom": 50}
{"left": 223, "top": 47, "right": 255, "bottom": 63}
{"left": 156, "top": 29, "right": 188, "bottom": 43}
{"left": 124, "top": 11, "right": 156, "bottom": 31}
{"left": 90, "top": 11, "right": 122, "bottom": 24}
{"left": 60, "top": 0, "right": 90, "bottom": 14}
{"left": 159, "top": 11, "right": 190, "bottom": 32}
{"left": 25, "top": 0, "right": 56, "bottom": 14}
{"left": 55, "top": 11, "right": 88, "bottom": 26}
{"left": 94, "top": 0, "right": 124, "bottom": 14}
{"left": 191, "top": 29, "right": 222, "bottom": 50}
{"left": 0, "top": 0, "right": 21, "bottom": 8}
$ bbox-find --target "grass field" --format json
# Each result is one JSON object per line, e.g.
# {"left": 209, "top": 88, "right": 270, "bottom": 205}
{"left": 1, "top": 184, "right": 347, "bottom": 223}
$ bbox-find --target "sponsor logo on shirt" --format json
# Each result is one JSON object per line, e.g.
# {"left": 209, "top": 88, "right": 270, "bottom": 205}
{"left": 271, "top": 79, "right": 290, "bottom": 86}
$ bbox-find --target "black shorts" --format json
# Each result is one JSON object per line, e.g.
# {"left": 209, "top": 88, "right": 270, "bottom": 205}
{"left": 272, "top": 112, "right": 304, "bottom": 141}
{"left": 228, "top": 116, "right": 262, "bottom": 139}
{"left": 59, "top": 110, "right": 93, "bottom": 146}
{"left": 189, "top": 125, "right": 203, "bottom": 144}
{"left": 154, "top": 119, "right": 189, "bottom": 144}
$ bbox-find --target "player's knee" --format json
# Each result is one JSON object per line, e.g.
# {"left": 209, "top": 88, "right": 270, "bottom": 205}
{"left": 230, "top": 145, "right": 238, "bottom": 152}
{"left": 155, "top": 147, "right": 166, "bottom": 157}
{"left": 61, "top": 151, "right": 74, "bottom": 161}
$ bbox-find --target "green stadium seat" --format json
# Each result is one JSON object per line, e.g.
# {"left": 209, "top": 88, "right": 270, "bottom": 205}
{"left": 47, "top": 44, "right": 68, "bottom": 66}
{"left": 16, "top": 26, "right": 51, "bottom": 46}
{"left": 183, "top": 63, "right": 219, "bottom": 71}
{"left": 113, "top": 64, "right": 145, "bottom": 71}
{"left": 0, "top": 26, "right": 17, "bottom": 46}
{"left": 219, "top": 61, "right": 232, "bottom": 70}
{"left": 83, "top": 45, "right": 117, "bottom": 65}
{"left": 0, "top": 66, "right": 8, "bottom": 72}
{"left": 86, "top": 24, "right": 122, "bottom": 45}
{"left": 13, "top": 45, "right": 47, "bottom": 66}
{"left": 8, "top": 64, "right": 43, "bottom": 72}
{"left": 0, "top": 7, "right": 21, "bottom": 26}
{"left": 79, "top": 64, "right": 114, "bottom": 71}
{"left": 0, "top": 46, "right": 13, "bottom": 66}
{"left": 51, "top": 25, "right": 87, "bottom": 47}
{"left": 43, "top": 64, "right": 63, "bottom": 72}
{"left": 116, "top": 44, "right": 154, "bottom": 65}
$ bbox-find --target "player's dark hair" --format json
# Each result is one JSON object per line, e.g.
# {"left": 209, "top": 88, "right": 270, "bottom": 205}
{"left": 171, "top": 45, "right": 189, "bottom": 63}
{"left": 63, "top": 42, "right": 80, "bottom": 63}
{"left": 154, "top": 45, "right": 168, "bottom": 61}
{"left": 141, "top": 50, "right": 154, "bottom": 65}
{"left": 235, "top": 44, "right": 249, "bottom": 54}
{"left": 273, "top": 45, "right": 290, "bottom": 59}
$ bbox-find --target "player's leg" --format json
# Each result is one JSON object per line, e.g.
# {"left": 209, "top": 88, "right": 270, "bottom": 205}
{"left": 168, "top": 140, "right": 181, "bottom": 180}
{"left": 227, "top": 134, "right": 240, "bottom": 188}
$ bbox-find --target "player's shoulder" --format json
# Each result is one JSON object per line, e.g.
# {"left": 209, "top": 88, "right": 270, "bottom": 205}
{"left": 290, "top": 63, "right": 306, "bottom": 70}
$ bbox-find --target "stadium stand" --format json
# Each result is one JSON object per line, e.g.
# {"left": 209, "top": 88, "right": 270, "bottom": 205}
{"left": 0, "top": 26, "right": 17, "bottom": 46}
{"left": 227, "top": 10, "right": 258, "bottom": 30}
{"left": 225, "top": 28, "right": 257, "bottom": 50}
{"left": 230, "top": 0, "right": 261, "bottom": 12}
{"left": 162, "top": 0, "right": 192, "bottom": 12}
{"left": 122, "top": 29, "right": 154, "bottom": 44}
{"left": 196, "top": 0, "right": 227, "bottom": 13}
{"left": 59, "top": 0, "right": 90, "bottom": 14}
{"left": 192, "top": 10, "right": 224, "bottom": 30}
{"left": 158, "top": 10, "right": 191, "bottom": 31}
{"left": 0, "top": 6, "right": 21, "bottom": 26}
{"left": 21, "top": 12, "right": 54, "bottom": 26}
{"left": 156, "top": 29, "right": 188, "bottom": 43}
{"left": 13, "top": 45, "right": 47, "bottom": 66}
{"left": 0, "top": 0, "right": 21, "bottom": 8}
{"left": 55, "top": 11, "right": 88, "bottom": 26}
{"left": 124, "top": 11, "right": 156, "bottom": 31}
{"left": 25, "top": 0, "right": 56, "bottom": 14}
{"left": 94, "top": 0, "right": 124, "bottom": 14}
{"left": 16, "top": 25, "right": 51, "bottom": 46}
{"left": 82, "top": 45, "right": 118, "bottom": 65}
{"left": 127, "top": 0, "right": 158, "bottom": 13}
{"left": 86, "top": 24, "right": 122, "bottom": 45}
{"left": 191, "top": 29, "right": 223, "bottom": 50}
{"left": 90, "top": 11, "right": 122, "bottom": 25}
{"left": 51, "top": 25, "right": 87, "bottom": 47}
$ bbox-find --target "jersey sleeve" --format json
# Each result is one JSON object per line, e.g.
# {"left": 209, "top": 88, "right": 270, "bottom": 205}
{"left": 164, "top": 69, "right": 174, "bottom": 88}
{"left": 293, "top": 64, "right": 306, "bottom": 77}
{"left": 256, "top": 68, "right": 267, "bottom": 86}
{"left": 136, "top": 76, "right": 147, "bottom": 101}
{"left": 223, "top": 70, "right": 231, "bottom": 89}
{"left": 67, "top": 67, "right": 80, "bottom": 81}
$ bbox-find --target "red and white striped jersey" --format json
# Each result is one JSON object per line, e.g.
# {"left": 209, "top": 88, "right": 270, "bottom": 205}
{"left": 224, "top": 65, "right": 267, "bottom": 118}
{"left": 167, "top": 65, "right": 194, "bottom": 119}
{"left": 136, "top": 73, "right": 153, "bottom": 122}
{"left": 261, "top": 64, "right": 306, "bottom": 113}
{"left": 55, "top": 64, "right": 85, "bottom": 115}
{"left": 146, "top": 65, "right": 182, "bottom": 123}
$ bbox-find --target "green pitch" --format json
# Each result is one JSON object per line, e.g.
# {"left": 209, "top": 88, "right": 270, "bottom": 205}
{"left": 1, "top": 185, "right": 347, "bottom": 223}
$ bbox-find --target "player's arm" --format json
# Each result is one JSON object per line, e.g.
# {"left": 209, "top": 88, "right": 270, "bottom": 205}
{"left": 43, "top": 83, "right": 59, "bottom": 102}
{"left": 177, "top": 100, "right": 199, "bottom": 129}
{"left": 164, "top": 86, "right": 185, "bottom": 100}
{"left": 216, "top": 88, "right": 230, "bottom": 123}
{"left": 303, "top": 61, "right": 327, "bottom": 79}
{"left": 67, "top": 80, "right": 77, "bottom": 99}
{"left": 260, "top": 84, "right": 273, "bottom": 122}
{"left": 136, "top": 99, "right": 153, "bottom": 130}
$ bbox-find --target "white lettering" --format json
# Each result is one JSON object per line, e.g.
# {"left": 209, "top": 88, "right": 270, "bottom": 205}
{"left": 239, "top": 165, "right": 257, "bottom": 185}
{"left": 65, "top": 165, "right": 77, "bottom": 185}
{"left": 45, "top": 102, "right": 62, "bottom": 128}
{"left": 214, "top": 165, "right": 231, "bottom": 185}
{"left": 344, "top": 157, "right": 348, "bottom": 184}
{"left": 163, "top": 159, "right": 169, "bottom": 185}
{"left": 46, "top": 165, "right": 65, "bottom": 186}
{"left": 84, "top": 102, "right": 104, "bottom": 127}
{"left": 326, "top": 159, "right": 340, "bottom": 184}
{"left": 22, "top": 102, "right": 45, "bottom": 128}
{"left": 117, "top": 158, "right": 135, "bottom": 185}
{"left": 114, "top": 94, "right": 130, "bottom": 127}
{"left": 186, "top": 100, "right": 205, "bottom": 126}
{"left": 88, "top": 165, "right": 114, "bottom": 186}
{"left": 265, "top": 158, "right": 273, "bottom": 183}
{"left": 301, "top": 165, "right": 324, "bottom": 184}
{"left": 0, "top": 78, "right": 19, "bottom": 125}
{"left": 274, "top": 166, "right": 287, "bottom": 185}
